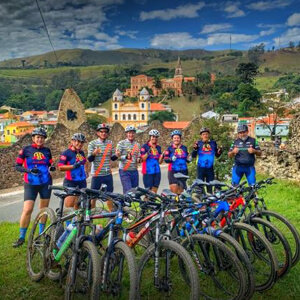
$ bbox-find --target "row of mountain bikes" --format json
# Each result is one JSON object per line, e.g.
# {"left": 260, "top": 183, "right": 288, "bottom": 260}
{"left": 26, "top": 174, "right": 299, "bottom": 299}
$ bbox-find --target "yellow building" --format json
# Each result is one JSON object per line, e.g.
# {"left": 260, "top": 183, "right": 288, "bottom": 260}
{"left": 4, "top": 121, "right": 35, "bottom": 143}
{"left": 111, "top": 88, "right": 150, "bottom": 128}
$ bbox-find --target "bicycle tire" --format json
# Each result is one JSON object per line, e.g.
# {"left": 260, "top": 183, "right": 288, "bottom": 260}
{"left": 250, "top": 217, "right": 292, "bottom": 278}
{"left": 65, "top": 240, "right": 101, "bottom": 300}
{"left": 26, "top": 207, "right": 56, "bottom": 282}
{"left": 218, "top": 232, "right": 255, "bottom": 300}
{"left": 181, "top": 234, "right": 247, "bottom": 300}
{"left": 256, "top": 210, "right": 300, "bottom": 267}
{"left": 138, "top": 239, "right": 199, "bottom": 300}
{"left": 100, "top": 241, "right": 138, "bottom": 300}
{"left": 225, "top": 222, "right": 278, "bottom": 291}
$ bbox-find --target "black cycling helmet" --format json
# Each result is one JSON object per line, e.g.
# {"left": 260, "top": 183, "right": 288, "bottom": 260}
{"left": 200, "top": 127, "right": 210, "bottom": 135}
{"left": 97, "top": 123, "right": 110, "bottom": 132}
{"left": 72, "top": 133, "right": 86, "bottom": 142}
{"left": 31, "top": 127, "right": 47, "bottom": 138}
{"left": 237, "top": 124, "right": 248, "bottom": 133}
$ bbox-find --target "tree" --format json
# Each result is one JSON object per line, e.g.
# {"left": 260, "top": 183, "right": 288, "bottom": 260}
{"left": 86, "top": 114, "right": 107, "bottom": 130}
{"left": 148, "top": 111, "right": 176, "bottom": 123}
{"left": 248, "top": 43, "right": 265, "bottom": 63}
{"left": 154, "top": 76, "right": 162, "bottom": 88}
{"left": 45, "top": 90, "right": 63, "bottom": 110}
{"left": 289, "top": 41, "right": 295, "bottom": 49}
{"left": 236, "top": 63, "right": 259, "bottom": 84}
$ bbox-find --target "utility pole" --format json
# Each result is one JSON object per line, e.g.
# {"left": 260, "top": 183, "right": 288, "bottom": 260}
{"left": 230, "top": 34, "right": 232, "bottom": 52}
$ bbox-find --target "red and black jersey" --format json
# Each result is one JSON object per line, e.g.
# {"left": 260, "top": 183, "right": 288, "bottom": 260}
{"left": 16, "top": 144, "right": 53, "bottom": 185}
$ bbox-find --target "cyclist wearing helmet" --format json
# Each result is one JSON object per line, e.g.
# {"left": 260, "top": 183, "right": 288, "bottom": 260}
{"left": 116, "top": 125, "right": 141, "bottom": 194}
{"left": 13, "top": 127, "right": 55, "bottom": 247}
{"left": 192, "top": 127, "right": 222, "bottom": 192}
{"left": 140, "top": 129, "right": 163, "bottom": 192}
{"left": 228, "top": 124, "right": 261, "bottom": 185}
{"left": 88, "top": 123, "right": 117, "bottom": 210}
{"left": 58, "top": 133, "right": 87, "bottom": 207}
{"left": 164, "top": 130, "right": 192, "bottom": 194}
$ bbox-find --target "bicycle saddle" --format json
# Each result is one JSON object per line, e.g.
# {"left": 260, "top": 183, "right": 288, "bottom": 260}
{"left": 208, "top": 180, "right": 228, "bottom": 187}
{"left": 192, "top": 179, "right": 209, "bottom": 186}
{"left": 174, "top": 172, "right": 190, "bottom": 179}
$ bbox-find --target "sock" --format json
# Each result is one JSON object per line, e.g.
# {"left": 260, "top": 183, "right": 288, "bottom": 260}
{"left": 20, "top": 228, "right": 27, "bottom": 239}
{"left": 39, "top": 223, "right": 45, "bottom": 234}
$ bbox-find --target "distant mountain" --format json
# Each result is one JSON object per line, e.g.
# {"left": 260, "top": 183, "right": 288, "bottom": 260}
{"left": 0, "top": 48, "right": 213, "bottom": 68}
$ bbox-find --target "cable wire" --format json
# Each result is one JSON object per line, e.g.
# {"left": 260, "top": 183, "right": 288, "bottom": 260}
{"left": 35, "top": 0, "right": 58, "bottom": 63}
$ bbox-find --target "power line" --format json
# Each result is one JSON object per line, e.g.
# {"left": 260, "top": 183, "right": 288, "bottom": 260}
{"left": 35, "top": 0, "right": 58, "bottom": 63}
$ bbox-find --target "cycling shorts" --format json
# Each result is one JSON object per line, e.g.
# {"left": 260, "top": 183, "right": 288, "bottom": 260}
{"left": 63, "top": 179, "right": 87, "bottom": 189}
{"left": 168, "top": 170, "right": 188, "bottom": 189}
{"left": 232, "top": 165, "right": 256, "bottom": 186}
{"left": 91, "top": 174, "right": 113, "bottom": 192}
{"left": 143, "top": 173, "right": 161, "bottom": 189}
{"left": 24, "top": 182, "right": 52, "bottom": 201}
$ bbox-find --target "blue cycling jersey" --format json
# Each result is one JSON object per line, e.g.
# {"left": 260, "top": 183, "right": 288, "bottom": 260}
{"left": 164, "top": 144, "right": 189, "bottom": 172}
{"left": 58, "top": 147, "right": 86, "bottom": 181}
{"left": 195, "top": 140, "right": 218, "bottom": 168}
{"left": 141, "top": 142, "right": 162, "bottom": 175}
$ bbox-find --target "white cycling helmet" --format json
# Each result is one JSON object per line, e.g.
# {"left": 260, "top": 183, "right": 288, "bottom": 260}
{"left": 125, "top": 125, "right": 136, "bottom": 132}
{"left": 149, "top": 129, "right": 160, "bottom": 137}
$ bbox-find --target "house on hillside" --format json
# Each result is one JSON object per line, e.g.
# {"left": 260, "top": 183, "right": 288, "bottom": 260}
{"left": 4, "top": 121, "right": 35, "bottom": 144}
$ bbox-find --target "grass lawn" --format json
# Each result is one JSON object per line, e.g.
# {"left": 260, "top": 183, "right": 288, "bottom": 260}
{"left": 0, "top": 175, "right": 299, "bottom": 299}
{"left": 255, "top": 76, "right": 280, "bottom": 92}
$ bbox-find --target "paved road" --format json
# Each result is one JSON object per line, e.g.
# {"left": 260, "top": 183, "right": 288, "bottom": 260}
{"left": 0, "top": 166, "right": 169, "bottom": 222}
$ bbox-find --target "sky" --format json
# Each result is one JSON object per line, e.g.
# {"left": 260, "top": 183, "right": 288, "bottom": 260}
{"left": 0, "top": 0, "right": 300, "bottom": 60}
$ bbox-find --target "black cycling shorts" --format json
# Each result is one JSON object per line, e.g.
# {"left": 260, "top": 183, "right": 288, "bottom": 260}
{"left": 143, "top": 173, "right": 161, "bottom": 189}
{"left": 91, "top": 174, "right": 113, "bottom": 192}
{"left": 24, "top": 182, "right": 52, "bottom": 201}
{"left": 168, "top": 170, "right": 188, "bottom": 189}
{"left": 63, "top": 179, "right": 87, "bottom": 189}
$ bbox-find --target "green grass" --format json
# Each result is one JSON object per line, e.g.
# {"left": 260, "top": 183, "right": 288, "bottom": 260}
{"left": 255, "top": 76, "right": 280, "bottom": 92}
{"left": 0, "top": 176, "right": 299, "bottom": 299}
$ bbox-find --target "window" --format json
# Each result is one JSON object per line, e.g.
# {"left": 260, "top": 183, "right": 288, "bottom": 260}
{"left": 141, "top": 114, "right": 145, "bottom": 120}
{"left": 114, "top": 114, "right": 118, "bottom": 120}
{"left": 114, "top": 97, "right": 117, "bottom": 101}
{"left": 141, "top": 103, "right": 145, "bottom": 109}
{"left": 133, "top": 114, "right": 137, "bottom": 120}
{"left": 114, "top": 103, "right": 118, "bottom": 109}
{"left": 122, "top": 114, "right": 126, "bottom": 120}
{"left": 7, "top": 130, "right": 10, "bottom": 135}
{"left": 128, "top": 114, "right": 131, "bottom": 120}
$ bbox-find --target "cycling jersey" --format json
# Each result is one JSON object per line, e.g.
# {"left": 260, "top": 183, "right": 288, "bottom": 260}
{"left": 230, "top": 136, "right": 260, "bottom": 166}
{"left": 58, "top": 147, "right": 86, "bottom": 181}
{"left": 164, "top": 144, "right": 189, "bottom": 172}
{"left": 140, "top": 142, "right": 162, "bottom": 175}
{"left": 193, "top": 140, "right": 218, "bottom": 168}
{"left": 116, "top": 139, "right": 140, "bottom": 171}
{"left": 16, "top": 144, "right": 52, "bottom": 185}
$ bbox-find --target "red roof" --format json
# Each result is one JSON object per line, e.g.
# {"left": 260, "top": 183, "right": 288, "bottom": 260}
{"left": 40, "top": 121, "right": 57, "bottom": 125}
{"left": 256, "top": 114, "right": 289, "bottom": 125}
{"left": 6, "top": 121, "right": 34, "bottom": 127}
{"left": 25, "top": 111, "right": 47, "bottom": 115}
{"left": 150, "top": 103, "right": 167, "bottom": 111}
{"left": 163, "top": 121, "right": 190, "bottom": 129}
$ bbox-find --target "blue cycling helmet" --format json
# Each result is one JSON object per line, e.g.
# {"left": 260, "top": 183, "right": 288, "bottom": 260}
{"left": 171, "top": 130, "right": 182, "bottom": 137}
{"left": 237, "top": 124, "right": 248, "bottom": 133}
{"left": 31, "top": 127, "right": 47, "bottom": 138}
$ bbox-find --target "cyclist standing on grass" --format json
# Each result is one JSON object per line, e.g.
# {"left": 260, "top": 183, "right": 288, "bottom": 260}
{"left": 140, "top": 129, "right": 163, "bottom": 193}
{"left": 164, "top": 130, "right": 192, "bottom": 195}
{"left": 192, "top": 127, "right": 222, "bottom": 193}
{"left": 228, "top": 124, "right": 261, "bottom": 186}
{"left": 116, "top": 125, "right": 141, "bottom": 194}
{"left": 58, "top": 133, "right": 87, "bottom": 208}
{"left": 88, "top": 123, "right": 118, "bottom": 211}
{"left": 13, "top": 128, "right": 55, "bottom": 247}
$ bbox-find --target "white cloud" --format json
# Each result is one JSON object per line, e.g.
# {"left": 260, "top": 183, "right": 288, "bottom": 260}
{"left": 287, "top": 13, "right": 300, "bottom": 26}
{"left": 247, "top": 0, "right": 292, "bottom": 11}
{"left": 207, "top": 33, "right": 258, "bottom": 45}
{"left": 259, "top": 28, "right": 276, "bottom": 36}
{"left": 115, "top": 30, "right": 138, "bottom": 39}
{"left": 200, "top": 23, "right": 232, "bottom": 34}
{"left": 140, "top": 2, "right": 205, "bottom": 21}
{"left": 150, "top": 32, "right": 206, "bottom": 49}
{"left": 224, "top": 2, "right": 245, "bottom": 18}
{"left": 274, "top": 27, "right": 300, "bottom": 46}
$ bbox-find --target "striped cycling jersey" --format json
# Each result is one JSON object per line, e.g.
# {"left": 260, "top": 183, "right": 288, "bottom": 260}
{"left": 88, "top": 139, "right": 115, "bottom": 176}
{"left": 58, "top": 147, "right": 87, "bottom": 181}
{"left": 16, "top": 144, "right": 53, "bottom": 185}
{"left": 116, "top": 139, "right": 140, "bottom": 171}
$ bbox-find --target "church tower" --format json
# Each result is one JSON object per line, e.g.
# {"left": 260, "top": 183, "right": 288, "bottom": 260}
{"left": 174, "top": 56, "right": 183, "bottom": 78}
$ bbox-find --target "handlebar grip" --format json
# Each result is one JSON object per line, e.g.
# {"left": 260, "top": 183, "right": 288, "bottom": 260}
{"left": 84, "top": 187, "right": 102, "bottom": 196}
{"left": 136, "top": 186, "right": 157, "bottom": 197}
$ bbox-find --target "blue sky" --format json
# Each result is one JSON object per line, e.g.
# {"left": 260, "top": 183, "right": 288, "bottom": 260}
{"left": 0, "top": 0, "right": 300, "bottom": 60}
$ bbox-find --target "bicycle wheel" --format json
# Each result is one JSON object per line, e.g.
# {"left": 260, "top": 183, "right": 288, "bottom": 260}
{"left": 181, "top": 234, "right": 246, "bottom": 300}
{"left": 26, "top": 207, "right": 56, "bottom": 282}
{"left": 250, "top": 217, "right": 292, "bottom": 278}
{"left": 65, "top": 240, "right": 101, "bottom": 300}
{"left": 225, "top": 222, "right": 278, "bottom": 291}
{"left": 218, "top": 232, "right": 255, "bottom": 300}
{"left": 138, "top": 239, "right": 199, "bottom": 300}
{"left": 256, "top": 210, "right": 300, "bottom": 267}
{"left": 100, "top": 241, "right": 138, "bottom": 300}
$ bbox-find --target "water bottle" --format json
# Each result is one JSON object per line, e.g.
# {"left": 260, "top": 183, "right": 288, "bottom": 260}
{"left": 56, "top": 224, "right": 74, "bottom": 249}
{"left": 126, "top": 231, "right": 136, "bottom": 246}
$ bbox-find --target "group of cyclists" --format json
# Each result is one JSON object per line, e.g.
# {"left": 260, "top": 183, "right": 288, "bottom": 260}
{"left": 13, "top": 122, "right": 261, "bottom": 247}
